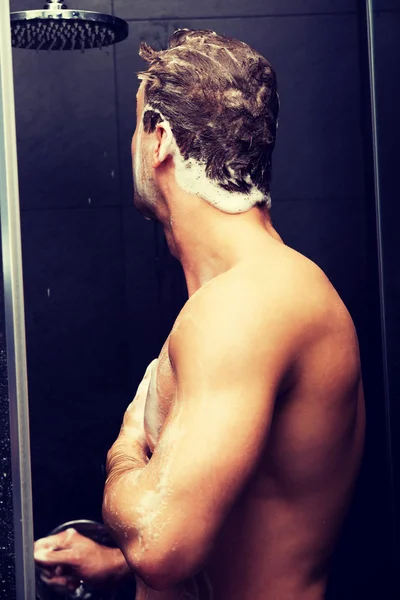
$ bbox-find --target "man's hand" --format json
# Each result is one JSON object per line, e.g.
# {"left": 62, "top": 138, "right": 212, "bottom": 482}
{"left": 105, "top": 359, "right": 157, "bottom": 481}
{"left": 117, "top": 358, "right": 158, "bottom": 443}
{"left": 34, "top": 528, "right": 131, "bottom": 594}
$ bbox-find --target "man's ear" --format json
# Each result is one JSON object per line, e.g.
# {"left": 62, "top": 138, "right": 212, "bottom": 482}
{"left": 153, "top": 121, "right": 174, "bottom": 167}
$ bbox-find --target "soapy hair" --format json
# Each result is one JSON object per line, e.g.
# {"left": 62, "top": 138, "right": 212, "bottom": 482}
{"left": 137, "top": 29, "right": 279, "bottom": 201}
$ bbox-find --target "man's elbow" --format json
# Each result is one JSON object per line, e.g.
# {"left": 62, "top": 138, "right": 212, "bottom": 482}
{"left": 125, "top": 539, "right": 205, "bottom": 591}
{"left": 134, "top": 563, "right": 179, "bottom": 591}
{"left": 125, "top": 551, "right": 181, "bottom": 590}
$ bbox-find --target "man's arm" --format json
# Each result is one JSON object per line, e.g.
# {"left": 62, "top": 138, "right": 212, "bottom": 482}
{"left": 33, "top": 360, "right": 158, "bottom": 594}
{"left": 103, "top": 278, "right": 294, "bottom": 590}
{"left": 105, "top": 358, "right": 157, "bottom": 481}
{"left": 34, "top": 529, "right": 133, "bottom": 593}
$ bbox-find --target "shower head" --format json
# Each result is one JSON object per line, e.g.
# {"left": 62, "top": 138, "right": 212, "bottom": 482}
{"left": 10, "top": 1, "right": 129, "bottom": 51}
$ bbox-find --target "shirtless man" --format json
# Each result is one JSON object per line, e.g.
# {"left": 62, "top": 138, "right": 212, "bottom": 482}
{"left": 35, "top": 29, "right": 365, "bottom": 600}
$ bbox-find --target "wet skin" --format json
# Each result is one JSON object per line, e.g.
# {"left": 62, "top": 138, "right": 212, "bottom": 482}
{"left": 101, "top": 81, "right": 365, "bottom": 600}
{"left": 105, "top": 238, "right": 365, "bottom": 600}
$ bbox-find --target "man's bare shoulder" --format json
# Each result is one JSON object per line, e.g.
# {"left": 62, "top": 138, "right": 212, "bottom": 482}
{"left": 173, "top": 245, "right": 351, "bottom": 343}
{"left": 169, "top": 246, "right": 352, "bottom": 392}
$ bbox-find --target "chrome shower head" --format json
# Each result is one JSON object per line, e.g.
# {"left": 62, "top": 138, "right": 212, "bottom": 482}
{"left": 11, "top": 1, "right": 129, "bottom": 51}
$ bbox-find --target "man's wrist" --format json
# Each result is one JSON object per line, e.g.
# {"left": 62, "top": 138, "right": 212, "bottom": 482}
{"left": 107, "top": 546, "right": 134, "bottom": 585}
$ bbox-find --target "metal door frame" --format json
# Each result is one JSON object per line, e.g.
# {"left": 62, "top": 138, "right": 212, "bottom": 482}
{"left": 0, "top": 2, "right": 35, "bottom": 599}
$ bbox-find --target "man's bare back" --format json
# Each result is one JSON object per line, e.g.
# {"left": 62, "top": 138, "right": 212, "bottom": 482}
{"left": 137, "top": 242, "right": 365, "bottom": 600}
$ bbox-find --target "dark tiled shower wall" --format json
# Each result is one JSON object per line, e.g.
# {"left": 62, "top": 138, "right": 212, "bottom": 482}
{"left": 374, "top": 0, "right": 400, "bottom": 10}
{"left": 114, "top": 0, "right": 358, "bottom": 20}
{"left": 9, "top": 0, "right": 395, "bottom": 597}
{"left": 12, "top": 0, "right": 130, "bottom": 536}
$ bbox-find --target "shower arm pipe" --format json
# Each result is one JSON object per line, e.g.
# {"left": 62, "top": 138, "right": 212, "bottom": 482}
{"left": 0, "top": 2, "right": 35, "bottom": 600}
{"left": 43, "top": 1, "right": 68, "bottom": 7}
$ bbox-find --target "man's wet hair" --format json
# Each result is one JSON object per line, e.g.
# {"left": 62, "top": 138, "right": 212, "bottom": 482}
{"left": 138, "top": 29, "right": 279, "bottom": 200}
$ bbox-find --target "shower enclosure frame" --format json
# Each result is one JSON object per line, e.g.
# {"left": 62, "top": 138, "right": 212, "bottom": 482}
{"left": 0, "top": 1, "right": 35, "bottom": 599}
{"left": 365, "top": 0, "right": 397, "bottom": 560}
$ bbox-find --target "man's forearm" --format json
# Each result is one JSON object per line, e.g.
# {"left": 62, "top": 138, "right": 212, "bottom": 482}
{"left": 103, "top": 433, "right": 150, "bottom": 547}
{"left": 105, "top": 436, "right": 149, "bottom": 485}
{"left": 103, "top": 359, "right": 164, "bottom": 583}
{"left": 105, "top": 376, "right": 152, "bottom": 488}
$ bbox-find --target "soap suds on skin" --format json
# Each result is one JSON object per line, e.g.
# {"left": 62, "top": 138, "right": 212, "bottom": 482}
{"left": 131, "top": 359, "right": 214, "bottom": 599}
{"left": 144, "top": 360, "right": 162, "bottom": 450}
{"left": 134, "top": 112, "right": 159, "bottom": 210}
{"left": 143, "top": 104, "right": 272, "bottom": 214}
{"left": 134, "top": 113, "right": 146, "bottom": 202}
{"left": 125, "top": 409, "right": 187, "bottom": 560}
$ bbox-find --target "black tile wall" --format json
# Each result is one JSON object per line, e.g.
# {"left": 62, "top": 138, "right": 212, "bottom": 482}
{"left": 30, "top": 381, "right": 127, "bottom": 538}
{"left": 122, "top": 207, "right": 161, "bottom": 378}
{"left": 13, "top": 47, "right": 120, "bottom": 210}
{"left": 20, "top": 208, "right": 126, "bottom": 390}
{"left": 374, "top": 12, "right": 400, "bottom": 214}
{"left": 20, "top": 208, "right": 131, "bottom": 534}
{"left": 11, "top": 0, "right": 131, "bottom": 540}
{"left": 122, "top": 208, "right": 186, "bottom": 387}
{"left": 114, "top": 0, "right": 357, "bottom": 20}
{"left": 374, "top": 1, "right": 400, "bottom": 10}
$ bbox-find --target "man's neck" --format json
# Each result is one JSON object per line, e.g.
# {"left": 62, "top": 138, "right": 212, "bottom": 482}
{"left": 161, "top": 193, "right": 283, "bottom": 297}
